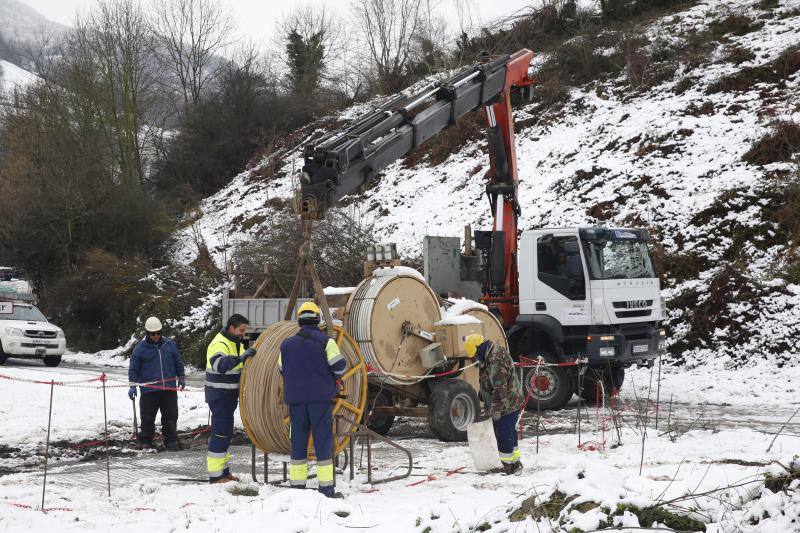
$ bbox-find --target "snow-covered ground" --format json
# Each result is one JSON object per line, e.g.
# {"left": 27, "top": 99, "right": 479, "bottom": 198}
{"left": 1, "top": 357, "right": 799, "bottom": 531}
{"left": 0, "top": 361, "right": 208, "bottom": 458}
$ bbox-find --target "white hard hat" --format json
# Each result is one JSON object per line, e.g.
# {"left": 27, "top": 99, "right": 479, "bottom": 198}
{"left": 144, "top": 316, "right": 163, "bottom": 333}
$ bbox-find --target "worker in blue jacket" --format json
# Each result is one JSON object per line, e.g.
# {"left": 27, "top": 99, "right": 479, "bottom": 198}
{"left": 279, "top": 302, "right": 346, "bottom": 498}
{"left": 128, "top": 317, "right": 186, "bottom": 451}
{"left": 205, "top": 313, "right": 256, "bottom": 483}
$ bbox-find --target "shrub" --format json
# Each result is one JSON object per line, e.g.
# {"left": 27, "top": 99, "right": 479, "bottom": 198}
{"left": 743, "top": 121, "right": 800, "bottom": 165}
{"left": 707, "top": 12, "right": 761, "bottom": 40}
{"left": 44, "top": 250, "right": 150, "bottom": 351}
{"left": 707, "top": 45, "right": 800, "bottom": 93}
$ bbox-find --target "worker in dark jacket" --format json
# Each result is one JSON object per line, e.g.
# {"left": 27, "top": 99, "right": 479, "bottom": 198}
{"left": 128, "top": 317, "right": 186, "bottom": 451}
{"left": 205, "top": 313, "right": 256, "bottom": 483}
{"left": 465, "top": 334, "right": 524, "bottom": 475}
{"left": 279, "top": 302, "right": 346, "bottom": 497}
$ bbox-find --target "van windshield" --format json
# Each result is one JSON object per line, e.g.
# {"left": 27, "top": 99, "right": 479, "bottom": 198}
{"left": 2, "top": 304, "right": 47, "bottom": 322}
{"left": 582, "top": 240, "right": 656, "bottom": 280}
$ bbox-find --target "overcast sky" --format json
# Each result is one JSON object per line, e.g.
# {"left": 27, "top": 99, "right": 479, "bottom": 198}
{"left": 20, "top": 0, "right": 537, "bottom": 47}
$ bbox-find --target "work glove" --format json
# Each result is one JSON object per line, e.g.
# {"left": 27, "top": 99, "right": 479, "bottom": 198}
{"left": 241, "top": 348, "right": 256, "bottom": 362}
{"left": 178, "top": 377, "right": 186, "bottom": 391}
{"left": 128, "top": 387, "right": 137, "bottom": 401}
{"left": 491, "top": 412, "right": 502, "bottom": 422}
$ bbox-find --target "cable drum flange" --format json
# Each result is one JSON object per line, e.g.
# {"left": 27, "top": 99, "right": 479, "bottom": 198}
{"left": 239, "top": 321, "right": 367, "bottom": 455}
{"left": 344, "top": 274, "right": 443, "bottom": 386}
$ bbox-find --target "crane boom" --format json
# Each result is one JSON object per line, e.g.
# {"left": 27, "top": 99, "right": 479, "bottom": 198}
{"left": 300, "top": 49, "right": 535, "bottom": 326}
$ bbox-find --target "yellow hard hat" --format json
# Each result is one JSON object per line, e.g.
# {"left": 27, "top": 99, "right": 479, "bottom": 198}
{"left": 298, "top": 301, "right": 321, "bottom": 319}
{"left": 464, "top": 333, "right": 485, "bottom": 358}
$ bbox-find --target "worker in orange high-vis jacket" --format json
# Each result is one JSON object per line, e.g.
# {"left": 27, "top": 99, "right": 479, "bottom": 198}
{"left": 279, "top": 302, "right": 346, "bottom": 498}
{"left": 205, "top": 314, "right": 256, "bottom": 483}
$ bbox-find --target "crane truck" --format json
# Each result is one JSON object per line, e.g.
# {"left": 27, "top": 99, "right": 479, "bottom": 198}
{"left": 299, "top": 49, "right": 665, "bottom": 425}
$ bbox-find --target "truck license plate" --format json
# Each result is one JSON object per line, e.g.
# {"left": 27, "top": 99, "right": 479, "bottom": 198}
{"left": 31, "top": 339, "right": 50, "bottom": 345}
{"left": 633, "top": 344, "right": 649, "bottom": 354}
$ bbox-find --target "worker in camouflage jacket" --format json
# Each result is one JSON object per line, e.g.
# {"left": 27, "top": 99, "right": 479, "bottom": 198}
{"left": 465, "top": 334, "right": 524, "bottom": 475}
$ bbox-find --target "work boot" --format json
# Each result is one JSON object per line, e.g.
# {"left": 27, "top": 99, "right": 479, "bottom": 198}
{"left": 136, "top": 439, "right": 155, "bottom": 450}
{"left": 502, "top": 462, "right": 523, "bottom": 476}
{"left": 209, "top": 476, "right": 233, "bottom": 484}
{"left": 224, "top": 472, "right": 241, "bottom": 482}
{"left": 320, "top": 487, "right": 344, "bottom": 499}
{"left": 163, "top": 422, "right": 181, "bottom": 451}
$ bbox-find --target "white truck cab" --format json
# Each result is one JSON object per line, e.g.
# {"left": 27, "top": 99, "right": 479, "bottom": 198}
{"left": 511, "top": 226, "right": 666, "bottom": 408}
{"left": 0, "top": 301, "right": 66, "bottom": 367}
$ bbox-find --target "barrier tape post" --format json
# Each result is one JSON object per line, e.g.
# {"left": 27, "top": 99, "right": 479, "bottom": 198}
{"left": 535, "top": 358, "right": 541, "bottom": 454}
{"left": 41, "top": 380, "right": 54, "bottom": 511}
{"left": 101, "top": 373, "right": 111, "bottom": 498}
{"left": 132, "top": 397, "right": 138, "bottom": 441}
{"left": 655, "top": 354, "right": 662, "bottom": 431}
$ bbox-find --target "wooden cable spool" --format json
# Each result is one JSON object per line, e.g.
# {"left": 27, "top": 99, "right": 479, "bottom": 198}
{"left": 344, "top": 274, "right": 442, "bottom": 386}
{"left": 239, "top": 321, "right": 368, "bottom": 455}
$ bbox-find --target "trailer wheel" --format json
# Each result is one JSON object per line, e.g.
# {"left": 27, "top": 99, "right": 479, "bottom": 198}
{"left": 427, "top": 380, "right": 480, "bottom": 442}
{"left": 0, "top": 342, "right": 7, "bottom": 365}
{"left": 521, "top": 353, "right": 574, "bottom": 411}
{"left": 43, "top": 355, "right": 62, "bottom": 367}
{"left": 579, "top": 366, "right": 625, "bottom": 404}
{"left": 366, "top": 388, "right": 395, "bottom": 436}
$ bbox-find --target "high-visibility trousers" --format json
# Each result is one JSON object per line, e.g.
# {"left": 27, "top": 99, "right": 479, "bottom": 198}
{"left": 493, "top": 410, "right": 521, "bottom": 465}
{"left": 207, "top": 394, "right": 238, "bottom": 481}
{"left": 288, "top": 401, "right": 335, "bottom": 495}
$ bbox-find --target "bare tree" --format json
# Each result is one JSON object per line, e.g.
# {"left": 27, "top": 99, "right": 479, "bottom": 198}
{"left": 351, "top": 0, "right": 424, "bottom": 93}
{"left": 65, "top": 0, "right": 161, "bottom": 186}
{"left": 151, "top": 0, "right": 235, "bottom": 107}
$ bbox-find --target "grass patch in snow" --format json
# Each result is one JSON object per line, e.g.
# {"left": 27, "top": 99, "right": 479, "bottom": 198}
{"left": 707, "top": 44, "right": 800, "bottom": 94}
{"left": 600, "top": 503, "right": 707, "bottom": 531}
{"left": 706, "top": 10, "right": 762, "bottom": 40}
{"left": 743, "top": 120, "right": 800, "bottom": 165}
{"left": 509, "top": 490, "right": 706, "bottom": 531}
{"left": 227, "top": 484, "right": 259, "bottom": 497}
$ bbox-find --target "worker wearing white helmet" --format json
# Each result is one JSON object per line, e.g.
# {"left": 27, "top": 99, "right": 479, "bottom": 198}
{"left": 128, "top": 316, "right": 186, "bottom": 451}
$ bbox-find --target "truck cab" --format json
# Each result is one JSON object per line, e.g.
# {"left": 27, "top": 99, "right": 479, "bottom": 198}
{"left": 513, "top": 226, "right": 665, "bottom": 408}
{"left": 0, "top": 301, "right": 66, "bottom": 367}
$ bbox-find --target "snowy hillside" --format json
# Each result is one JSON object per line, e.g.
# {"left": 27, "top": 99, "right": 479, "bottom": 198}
{"left": 0, "top": 59, "right": 37, "bottom": 96}
{"left": 0, "top": 0, "right": 66, "bottom": 46}
{"left": 176, "top": 0, "right": 800, "bottom": 368}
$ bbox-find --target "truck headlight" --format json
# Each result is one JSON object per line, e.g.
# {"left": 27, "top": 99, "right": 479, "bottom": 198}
{"left": 56, "top": 330, "right": 65, "bottom": 338}
{"left": 5, "top": 327, "right": 23, "bottom": 337}
{"left": 599, "top": 347, "right": 616, "bottom": 357}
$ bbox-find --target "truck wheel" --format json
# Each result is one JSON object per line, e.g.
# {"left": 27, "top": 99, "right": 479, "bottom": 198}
{"left": 579, "top": 366, "right": 625, "bottom": 404}
{"left": 0, "top": 342, "right": 7, "bottom": 365}
{"left": 44, "top": 355, "right": 62, "bottom": 367}
{"left": 366, "top": 388, "right": 395, "bottom": 436}
{"left": 427, "top": 380, "right": 480, "bottom": 442}
{"left": 521, "top": 354, "right": 574, "bottom": 411}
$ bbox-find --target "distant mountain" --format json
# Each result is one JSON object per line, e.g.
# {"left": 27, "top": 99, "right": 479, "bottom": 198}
{"left": 0, "top": 0, "right": 66, "bottom": 48}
